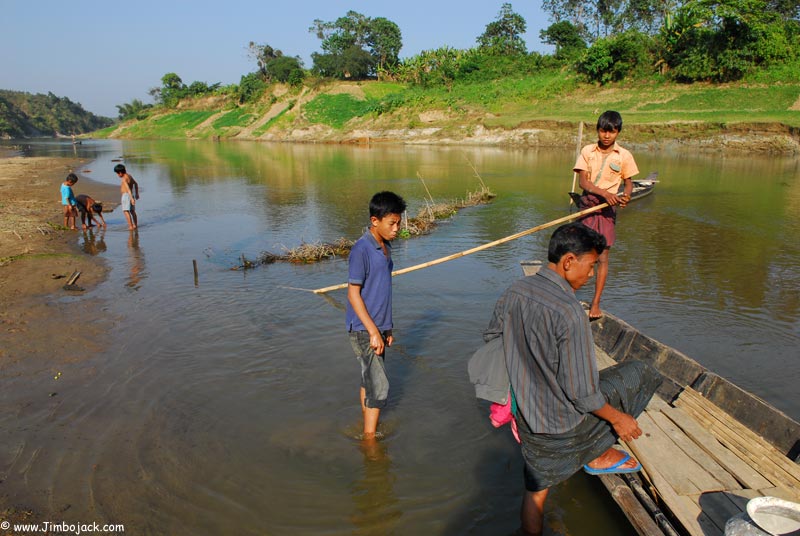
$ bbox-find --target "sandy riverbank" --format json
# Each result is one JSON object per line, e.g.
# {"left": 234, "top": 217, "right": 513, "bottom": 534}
{"left": 0, "top": 154, "right": 120, "bottom": 376}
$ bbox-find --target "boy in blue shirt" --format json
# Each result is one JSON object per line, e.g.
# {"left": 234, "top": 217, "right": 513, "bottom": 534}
{"left": 60, "top": 173, "right": 79, "bottom": 230}
{"left": 346, "top": 191, "right": 407, "bottom": 441}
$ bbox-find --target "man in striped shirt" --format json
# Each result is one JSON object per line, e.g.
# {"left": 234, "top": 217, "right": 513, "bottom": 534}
{"left": 484, "top": 223, "right": 660, "bottom": 536}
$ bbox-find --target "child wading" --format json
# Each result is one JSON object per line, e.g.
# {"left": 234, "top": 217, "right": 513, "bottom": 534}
{"left": 574, "top": 110, "right": 639, "bottom": 320}
{"left": 114, "top": 164, "right": 140, "bottom": 230}
{"left": 346, "top": 191, "right": 407, "bottom": 442}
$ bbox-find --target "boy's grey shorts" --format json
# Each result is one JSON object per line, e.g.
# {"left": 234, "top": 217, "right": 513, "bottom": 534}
{"left": 349, "top": 330, "right": 390, "bottom": 409}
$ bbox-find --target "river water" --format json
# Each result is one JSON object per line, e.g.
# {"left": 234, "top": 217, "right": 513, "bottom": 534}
{"left": 3, "top": 139, "right": 799, "bottom": 535}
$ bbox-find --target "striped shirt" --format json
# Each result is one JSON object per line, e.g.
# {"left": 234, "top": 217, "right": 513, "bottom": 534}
{"left": 484, "top": 268, "right": 606, "bottom": 434}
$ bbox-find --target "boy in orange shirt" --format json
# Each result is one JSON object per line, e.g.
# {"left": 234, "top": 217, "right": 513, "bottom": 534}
{"left": 574, "top": 111, "right": 639, "bottom": 320}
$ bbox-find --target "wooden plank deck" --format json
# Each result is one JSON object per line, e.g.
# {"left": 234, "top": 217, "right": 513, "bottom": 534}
{"left": 595, "top": 348, "right": 800, "bottom": 536}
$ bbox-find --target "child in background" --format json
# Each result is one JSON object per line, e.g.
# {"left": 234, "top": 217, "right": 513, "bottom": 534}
{"left": 76, "top": 193, "right": 107, "bottom": 229}
{"left": 60, "top": 173, "right": 79, "bottom": 230}
{"left": 114, "top": 164, "right": 139, "bottom": 230}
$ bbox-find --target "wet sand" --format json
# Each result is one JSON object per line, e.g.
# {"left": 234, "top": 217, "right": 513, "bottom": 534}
{"left": 0, "top": 154, "right": 119, "bottom": 376}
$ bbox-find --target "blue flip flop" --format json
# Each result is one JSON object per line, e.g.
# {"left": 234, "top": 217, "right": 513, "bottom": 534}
{"left": 583, "top": 451, "right": 642, "bottom": 475}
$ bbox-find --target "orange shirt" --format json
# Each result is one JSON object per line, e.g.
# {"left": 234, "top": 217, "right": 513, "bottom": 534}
{"left": 573, "top": 142, "right": 639, "bottom": 192}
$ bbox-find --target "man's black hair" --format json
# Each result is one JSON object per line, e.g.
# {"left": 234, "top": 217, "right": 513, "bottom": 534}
{"left": 369, "top": 191, "right": 407, "bottom": 219}
{"left": 114, "top": 164, "right": 126, "bottom": 174}
{"left": 92, "top": 202, "right": 103, "bottom": 214}
{"left": 66, "top": 173, "right": 78, "bottom": 183}
{"left": 596, "top": 110, "right": 623, "bottom": 132}
{"left": 547, "top": 222, "right": 607, "bottom": 263}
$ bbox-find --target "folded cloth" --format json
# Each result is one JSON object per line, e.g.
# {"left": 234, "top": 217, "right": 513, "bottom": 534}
{"left": 489, "top": 392, "right": 520, "bottom": 443}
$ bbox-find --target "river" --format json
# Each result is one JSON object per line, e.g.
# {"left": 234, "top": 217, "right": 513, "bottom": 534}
{"left": 3, "top": 139, "right": 799, "bottom": 535}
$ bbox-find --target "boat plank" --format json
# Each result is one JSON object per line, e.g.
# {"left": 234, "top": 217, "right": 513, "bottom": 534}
{"left": 627, "top": 411, "right": 727, "bottom": 495}
{"left": 646, "top": 463, "right": 716, "bottom": 536}
{"left": 758, "top": 486, "right": 799, "bottom": 501}
{"left": 675, "top": 394, "right": 800, "bottom": 495}
{"left": 648, "top": 410, "right": 741, "bottom": 491}
{"left": 678, "top": 388, "right": 800, "bottom": 487}
{"left": 598, "top": 473, "right": 666, "bottom": 536}
{"left": 660, "top": 405, "right": 773, "bottom": 490}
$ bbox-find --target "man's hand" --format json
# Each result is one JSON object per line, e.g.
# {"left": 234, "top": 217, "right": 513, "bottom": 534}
{"left": 611, "top": 412, "right": 642, "bottom": 442}
{"left": 593, "top": 403, "right": 642, "bottom": 442}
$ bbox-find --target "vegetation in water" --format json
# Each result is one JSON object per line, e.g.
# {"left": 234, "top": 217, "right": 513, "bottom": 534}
{"left": 234, "top": 182, "right": 496, "bottom": 269}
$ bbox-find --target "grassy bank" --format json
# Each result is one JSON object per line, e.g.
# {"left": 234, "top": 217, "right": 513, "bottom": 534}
{"left": 95, "top": 70, "right": 800, "bottom": 151}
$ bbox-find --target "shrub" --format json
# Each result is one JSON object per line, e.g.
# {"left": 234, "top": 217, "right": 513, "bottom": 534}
{"left": 238, "top": 72, "right": 267, "bottom": 104}
{"left": 578, "top": 31, "right": 655, "bottom": 83}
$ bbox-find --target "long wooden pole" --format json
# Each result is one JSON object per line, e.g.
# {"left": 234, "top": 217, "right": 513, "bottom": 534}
{"left": 569, "top": 121, "right": 584, "bottom": 204}
{"left": 311, "top": 201, "right": 610, "bottom": 294}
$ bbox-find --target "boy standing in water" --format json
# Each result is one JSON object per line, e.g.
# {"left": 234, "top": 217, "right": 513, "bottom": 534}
{"left": 114, "top": 164, "right": 139, "bottom": 230}
{"left": 574, "top": 110, "right": 639, "bottom": 320}
{"left": 346, "top": 191, "right": 407, "bottom": 441}
{"left": 60, "top": 173, "right": 79, "bottom": 230}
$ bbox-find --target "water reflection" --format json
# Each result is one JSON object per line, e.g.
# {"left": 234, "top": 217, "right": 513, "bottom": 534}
{"left": 351, "top": 439, "right": 401, "bottom": 535}
{"left": 126, "top": 230, "right": 146, "bottom": 290}
{"left": 80, "top": 227, "right": 107, "bottom": 255}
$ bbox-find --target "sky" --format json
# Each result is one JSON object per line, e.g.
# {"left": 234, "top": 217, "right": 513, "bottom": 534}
{"left": 1, "top": 0, "right": 554, "bottom": 118}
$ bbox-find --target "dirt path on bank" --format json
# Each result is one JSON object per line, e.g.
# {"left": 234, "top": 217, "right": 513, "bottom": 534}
{"left": 0, "top": 155, "right": 120, "bottom": 376}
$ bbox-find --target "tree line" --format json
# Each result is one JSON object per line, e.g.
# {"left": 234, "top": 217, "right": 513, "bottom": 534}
{"left": 117, "top": 0, "right": 800, "bottom": 119}
{"left": 0, "top": 90, "right": 113, "bottom": 139}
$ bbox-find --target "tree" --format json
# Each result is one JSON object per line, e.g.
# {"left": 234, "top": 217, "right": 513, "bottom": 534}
{"left": 540, "top": 21, "right": 588, "bottom": 59}
{"left": 477, "top": 3, "right": 528, "bottom": 55}
{"left": 367, "top": 17, "right": 402, "bottom": 69}
{"left": 659, "top": 0, "right": 796, "bottom": 81}
{"left": 161, "top": 73, "right": 184, "bottom": 90}
{"left": 238, "top": 72, "right": 267, "bottom": 103}
{"left": 266, "top": 56, "right": 306, "bottom": 85}
{"left": 248, "top": 42, "right": 284, "bottom": 78}
{"left": 309, "top": 11, "right": 402, "bottom": 78}
{"left": 159, "top": 73, "right": 187, "bottom": 108}
{"left": 116, "top": 98, "right": 151, "bottom": 120}
{"left": 542, "top": 0, "right": 668, "bottom": 41}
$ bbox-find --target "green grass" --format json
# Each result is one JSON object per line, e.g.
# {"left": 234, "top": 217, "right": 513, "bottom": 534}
{"left": 119, "top": 110, "right": 216, "bottom": 138}
{"left": 252, "top": 107, "right": 290, "bottom": 137}
{"left": 362, "top": 82, "right": 406, "bottom": 99}
{"left": 91, "top": 124, "right": 118, "bottom": 138}
{"left": 304, "top": 94, "right": 375, "bottom": 129}
{"left": 99, "top": 71, "right": 800, "bottom": 139}
{"left": 212, "top": 108, "right": 257, "bottom": 128}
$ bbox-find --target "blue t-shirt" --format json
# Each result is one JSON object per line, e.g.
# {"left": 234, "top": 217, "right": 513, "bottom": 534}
{"left": 61, "top": 183, "right": 76, "bottom": 206}
{"left": 345, "top": 229, "right": 393, "bottom": 332}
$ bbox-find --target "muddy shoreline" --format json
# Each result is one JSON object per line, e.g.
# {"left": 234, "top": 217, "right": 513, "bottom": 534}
{"left": 0, "top": 155, "right": 119, "bottom": 377}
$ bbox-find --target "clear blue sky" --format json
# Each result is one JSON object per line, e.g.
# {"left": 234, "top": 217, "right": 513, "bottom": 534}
{"left": 1, "top": 0, "right": 553, "bottom": 118}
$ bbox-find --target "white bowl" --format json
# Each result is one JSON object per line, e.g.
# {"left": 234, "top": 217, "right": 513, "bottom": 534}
{"left": 746, "top": 497, "right": 800, "bottom": 536}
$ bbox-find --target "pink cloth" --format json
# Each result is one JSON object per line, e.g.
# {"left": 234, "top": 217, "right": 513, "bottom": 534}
{"left": 489, "top": 395, "right": 520, "bottom": 443}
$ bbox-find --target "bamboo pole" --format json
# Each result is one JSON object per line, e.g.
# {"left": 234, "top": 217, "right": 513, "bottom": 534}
{"left": 569, "top": 121, "right": 584, "bottom": 204}
{"left": 311, "top": 201, "right": 611, "bottom": 294}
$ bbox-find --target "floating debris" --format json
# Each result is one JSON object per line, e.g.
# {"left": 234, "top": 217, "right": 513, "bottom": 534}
{"left": 232, "top": 182, "right": 495, "bottom": 269}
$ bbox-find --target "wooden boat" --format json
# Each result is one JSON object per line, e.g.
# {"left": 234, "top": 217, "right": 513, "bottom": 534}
{"left": 520, "top": 261, "right": 800, "bottom": 535}
{"left": 568, "top": 171, "right": 658, "bottom": 208}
